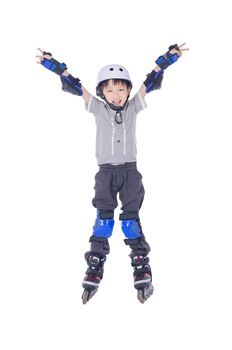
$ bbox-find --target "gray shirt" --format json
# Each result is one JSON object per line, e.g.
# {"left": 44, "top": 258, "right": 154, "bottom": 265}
{"left": 86, "top": 93, "right": 147, "bottom": 165}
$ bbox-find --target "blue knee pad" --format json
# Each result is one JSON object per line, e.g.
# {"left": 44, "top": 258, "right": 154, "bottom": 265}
{"left": 121, "top": 220, "right": 142, "bottom": 239}
{"left": 93, "top": 211, "right": 114, "bottom": 238}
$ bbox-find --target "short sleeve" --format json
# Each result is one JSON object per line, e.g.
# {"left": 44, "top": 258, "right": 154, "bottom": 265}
{"left": 128, "top": 92, "right": 147, "bottom": 114}
{"left": 85, "top": 95, "right": 105, "bottom": 114}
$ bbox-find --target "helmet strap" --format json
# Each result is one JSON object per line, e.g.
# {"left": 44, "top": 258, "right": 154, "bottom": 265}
{"left": 115, "top": 110, "right": 123, "bottom": 124}
{"left": 103, "top": 95, "right": 130, "bottom": 125}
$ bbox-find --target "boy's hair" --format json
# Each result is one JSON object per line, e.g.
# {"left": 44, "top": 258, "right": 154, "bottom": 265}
{"left": 97, "top": 79, "right": 132, "bottom": 99}
{"left": 99, "top": 79, "right": 132, "bottom": 90}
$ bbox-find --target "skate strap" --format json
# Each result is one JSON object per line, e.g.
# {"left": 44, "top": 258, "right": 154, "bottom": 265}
{"left": 131, "top": 255, "right": 150, "bottom": 268}
{"left": 85, "top": 251, "right": 106, "bottom": 267}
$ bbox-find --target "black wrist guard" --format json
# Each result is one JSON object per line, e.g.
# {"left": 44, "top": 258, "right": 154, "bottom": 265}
{"left": 60, "top": 74, "right": 83, "bottom": 96}
{"left": 143, "top": 70, "right": 164, "bottom": 93}
{"left": 155, "top": 44, "right": 180, "bottom": 70}
{"left": 41, "top": 51, "right": 67, "bottom": 76}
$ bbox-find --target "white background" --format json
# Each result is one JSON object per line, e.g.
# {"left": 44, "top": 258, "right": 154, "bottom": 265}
{"left": 0, "top": 0, "right": 232, "bottom": 349}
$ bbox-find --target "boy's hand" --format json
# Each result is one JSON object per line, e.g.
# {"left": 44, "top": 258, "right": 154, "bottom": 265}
{"left": 36, "top": 48, "right": 52, "bottom": 63}
{"left": 36, "top": 48, "right": 67, "bottom": 75}
{"left": 168, "top": 42, "right": 189, "bottom": 57}
{"left": 156, "top": 42, "right": 189, "bottom": 70}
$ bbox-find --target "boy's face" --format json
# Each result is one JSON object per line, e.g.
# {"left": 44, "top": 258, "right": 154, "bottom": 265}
{"left": 102, "top": 80, "right": 130, "bottom": 107}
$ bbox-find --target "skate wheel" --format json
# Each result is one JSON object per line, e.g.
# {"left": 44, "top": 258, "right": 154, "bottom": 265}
{"left": 82, "top": 289, "right": 90, "bottom": 304}
{"left": 81, "top": 288, "right": 98, "bottom": 304}
{"left": 137, "top": 284, "right": 154, "bottom": 304}
{"left": 137, "top": 289, "right": 145, "bottom": 303}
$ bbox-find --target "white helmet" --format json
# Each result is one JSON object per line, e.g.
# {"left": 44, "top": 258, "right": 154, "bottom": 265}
{"left": 96, "top": 64, "right": 132, "bottom": 87}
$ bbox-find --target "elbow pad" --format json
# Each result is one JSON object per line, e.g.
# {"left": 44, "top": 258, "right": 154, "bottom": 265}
{"left": 143, "top": 69, "right": 164, "bottom": 93}
{"left": 60, "top": 74, "right": 83, "bottom": 96}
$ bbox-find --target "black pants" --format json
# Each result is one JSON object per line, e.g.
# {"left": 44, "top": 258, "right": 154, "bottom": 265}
{"left": 92, "top": 162, "right": 145, "bottom": 212}
{"left": 88, "top": 162, "right": 150, "bottom": 257}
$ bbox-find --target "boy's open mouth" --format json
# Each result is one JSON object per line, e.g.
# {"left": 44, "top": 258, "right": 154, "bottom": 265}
{"left": 112, "top": 100, "right": 122, "bottom": 106}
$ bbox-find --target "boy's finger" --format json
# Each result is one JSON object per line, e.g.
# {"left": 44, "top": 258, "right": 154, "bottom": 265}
{"left": 36, "top": 54, "right": 52, "bottom": 60}
{"left": 169, "top": 48, "right": 178, "bottom": 53}
{"left": 178, "top": 42, "right": 186, "bottom": 48}
{"left": 170, "top": 48, "right": 181, "bottom": 55}
{"left": 180, "top": 48, "right": 189, "bottom": 51}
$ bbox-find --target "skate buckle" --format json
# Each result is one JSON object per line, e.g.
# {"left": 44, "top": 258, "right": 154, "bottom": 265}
{"left": 89, "top": 255, "right": 100, "bottom": 265}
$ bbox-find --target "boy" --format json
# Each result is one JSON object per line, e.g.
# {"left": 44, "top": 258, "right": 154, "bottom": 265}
{"left": 36, "top": 43, "right": 188, "bottom": 304}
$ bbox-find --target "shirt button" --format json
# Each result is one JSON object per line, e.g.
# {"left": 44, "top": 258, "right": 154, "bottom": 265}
{"left": 117, "top": 140, "right": 120, "bottom": 143}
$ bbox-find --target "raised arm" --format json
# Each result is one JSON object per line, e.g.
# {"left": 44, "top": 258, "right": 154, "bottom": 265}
{"left": 36, "top": 48, "right": 91, "bottom": 105}
{"left": 61, "top": 69, "right": 91, "bottom": 105}
{"left": 139, "top": 65, "right": 162, "bottom": 99}
{"left": 138, "top": 43, "right": 189, "bottom": 99}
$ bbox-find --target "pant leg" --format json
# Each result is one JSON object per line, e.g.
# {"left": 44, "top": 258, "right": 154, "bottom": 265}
{"left": 119, "top": 166, "right": 145, "bottom": 212}
{"left": 92, "top": 168, "right": 118, "bottom": 211}
{"left": 119, "top": 165, "right": 150, "bottom": 256}
{"left": 90, "top": 167, "right": 117, "bottom": 256}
